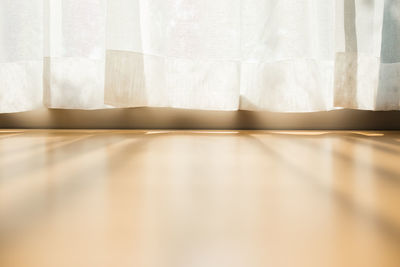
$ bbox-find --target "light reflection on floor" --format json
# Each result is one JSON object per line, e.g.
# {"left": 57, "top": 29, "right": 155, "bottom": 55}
{"left": 0, "top": 130, "right": 399, "bottom": 267}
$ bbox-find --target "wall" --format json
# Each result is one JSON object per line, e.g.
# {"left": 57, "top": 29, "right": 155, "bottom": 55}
{"left": 0, "top": 108, "right": 399, "bottom": 130}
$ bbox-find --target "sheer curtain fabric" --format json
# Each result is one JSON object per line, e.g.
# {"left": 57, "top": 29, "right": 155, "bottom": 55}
{"left": 0, "top": 0, "right": 399, "bottom": 113}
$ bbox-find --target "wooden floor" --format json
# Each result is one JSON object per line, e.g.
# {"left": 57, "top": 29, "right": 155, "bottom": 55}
{"left": 0, "top": 130, "right": 400, "bottom": 267}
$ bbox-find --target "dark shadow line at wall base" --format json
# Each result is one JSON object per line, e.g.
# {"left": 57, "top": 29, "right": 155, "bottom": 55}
{"left": 0, "top": 108, "right": 399, "bottom": 130}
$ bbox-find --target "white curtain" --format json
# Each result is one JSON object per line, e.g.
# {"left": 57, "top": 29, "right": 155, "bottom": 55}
{"left": 0, "top": 0, "right": 399, "bottom": 113}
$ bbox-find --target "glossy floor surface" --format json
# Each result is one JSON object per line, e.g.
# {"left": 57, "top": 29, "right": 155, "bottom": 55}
{"left": 0, "top": 130, "right": 400, "bottom": 267}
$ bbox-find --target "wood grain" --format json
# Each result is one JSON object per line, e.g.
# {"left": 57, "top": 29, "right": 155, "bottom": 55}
{"left": 0, "top": 130, "right": 400, "bottom": 267}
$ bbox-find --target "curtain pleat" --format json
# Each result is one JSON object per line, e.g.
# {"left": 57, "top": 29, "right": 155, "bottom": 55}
{"left": 0, "top": 0, "right": 399, "bottom": 113}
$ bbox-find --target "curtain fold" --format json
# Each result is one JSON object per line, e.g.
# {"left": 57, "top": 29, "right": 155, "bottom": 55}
{"left": 0, "top": 0, "right": 399, "bottom": 113}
